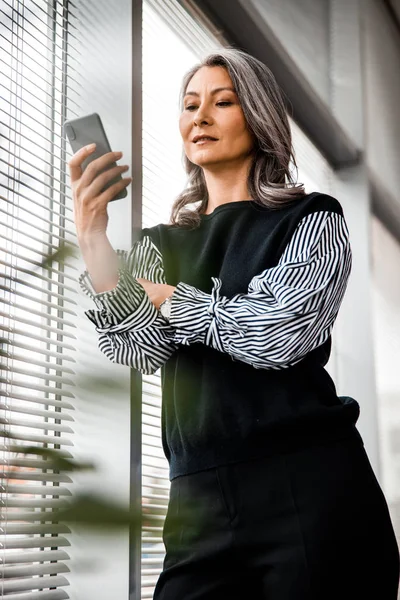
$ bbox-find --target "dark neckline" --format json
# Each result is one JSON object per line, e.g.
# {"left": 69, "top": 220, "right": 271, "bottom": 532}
{"left": 200, "top": 200, "right": 261, "bottom": 220}
{"left": 199, "top": 193, "right": 316, "bottom": 220}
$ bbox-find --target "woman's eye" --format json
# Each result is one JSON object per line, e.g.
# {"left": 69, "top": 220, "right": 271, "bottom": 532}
{"left": 185, "top": 102, "right": 232, "bottom": 111}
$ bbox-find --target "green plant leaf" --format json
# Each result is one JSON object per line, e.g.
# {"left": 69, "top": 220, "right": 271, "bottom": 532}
{"left": 41, "top": 244, "right": 78, "bottom": 269}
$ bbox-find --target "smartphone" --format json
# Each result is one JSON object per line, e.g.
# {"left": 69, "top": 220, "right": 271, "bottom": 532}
{"left": 63, "top": 112, "right": 128, "bottom": 202}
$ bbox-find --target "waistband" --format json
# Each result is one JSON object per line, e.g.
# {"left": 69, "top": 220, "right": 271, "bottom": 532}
{"left": 168, "top": 423, "right": 364, "bottom": 481}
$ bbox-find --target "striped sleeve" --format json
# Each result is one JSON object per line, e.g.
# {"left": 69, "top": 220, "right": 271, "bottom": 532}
{"left": 78, "top": 235, "right": 179, "bottom": 374}
{"left": 168, "top": 211, "right": 352, "bottom": 370}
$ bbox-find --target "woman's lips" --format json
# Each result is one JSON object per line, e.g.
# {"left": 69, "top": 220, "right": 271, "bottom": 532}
{"left": 195, "top": 139, "right": 218, "bottom": 145}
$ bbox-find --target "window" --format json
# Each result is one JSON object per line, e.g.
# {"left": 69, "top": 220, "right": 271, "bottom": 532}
{"left": 1, "top": 1, "right": 133, "bottom": 597}
{"left": 1, "top": 1, "right": 79, "bottom": 596}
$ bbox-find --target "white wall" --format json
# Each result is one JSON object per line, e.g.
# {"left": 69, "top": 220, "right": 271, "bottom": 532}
{"left": 249, "top": 0, "right": 331, "bottom": 104}
{"left": 363, "top": 0, "right": 400, "bottom": 205}
{"left": 371, "top": 215, "right": 400, "bottom": 545}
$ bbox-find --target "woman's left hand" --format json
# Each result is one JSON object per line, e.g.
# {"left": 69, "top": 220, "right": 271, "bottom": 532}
{"left": 136, "top": 278, "right": 176, "bottom": 311}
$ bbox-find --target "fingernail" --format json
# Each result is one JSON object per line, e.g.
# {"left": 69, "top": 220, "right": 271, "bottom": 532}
{"left": 86, "top": 143, "right": 96, "bottom": 151}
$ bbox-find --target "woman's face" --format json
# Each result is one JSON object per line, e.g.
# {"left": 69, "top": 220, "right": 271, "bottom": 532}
{"left": 179, "top": 66, "right": 256, "bottom": 170}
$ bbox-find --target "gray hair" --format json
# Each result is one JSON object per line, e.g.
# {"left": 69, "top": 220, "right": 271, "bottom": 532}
{"left": 169, "top": 47, "right": 306, "bottom": 229}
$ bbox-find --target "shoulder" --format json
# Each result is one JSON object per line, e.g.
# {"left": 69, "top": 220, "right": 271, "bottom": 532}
{"left": 132, "top": 223, "right": 176, "bottom": 257}
{"left": 295, "top": 191, "right": 344, "bottom": 219}
{"left": 292, "top": 193, "right": 350, "bottom": 247}
{"left": 133, "top": 223, "right": 165, "bottom": 247}
{"left": 281, "top": 191, "right": 348, "bottom": 239}
{"left": 273, "top": 192, "right": 349, "bottom": 260}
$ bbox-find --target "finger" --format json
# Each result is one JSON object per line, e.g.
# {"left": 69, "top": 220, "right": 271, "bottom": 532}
{"left": 88, "top": 164, "right": 130, "bottom": 198}
{"left": 67, "top": 144, "right": 97, "bottom": 184}
{"left": 80, "top": 150, "right": 123, "bottom": 190}
{"left": 97, "top": 176, "right": 132, "bottom": 207}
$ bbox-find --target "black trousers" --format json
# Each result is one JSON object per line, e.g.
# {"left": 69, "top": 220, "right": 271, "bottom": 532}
{"left": 153, "top": 434, "right": 400, "bottom": 600}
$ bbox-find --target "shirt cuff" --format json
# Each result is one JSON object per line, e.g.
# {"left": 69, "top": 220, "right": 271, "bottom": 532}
{"left": 79, "top": 250, "right": 159, "bottom": 332}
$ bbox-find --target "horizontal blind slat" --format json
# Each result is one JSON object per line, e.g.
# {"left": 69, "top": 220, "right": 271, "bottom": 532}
{"left": 1, "top": 334, "right": 75, "bottom": 356}
{"left": 0, "top": 535, "right": 71, "bottom": 551}
{"left": 2, "top": 561, "right": 70, "bottom": 579}
{"left": 142, "top": 404, "right": 161, "bottom": 417}
{"left": 143, "top": 492, "right": 169, "bottom": 502}
{"left": 0, "top": 337, "right": 77, "bottom": 360}
{"left": 142, "top": 432, "right": 163, "bottom": 446}
{"left": 1, "top": 404, "right": 74, "bottom": 422}
{"left": 1, "top": 415, "right": 74, "bottom": 434}
{"left": 0, "top": 351, "right": 76, "bottom": 375}
{"left": 1, "top": 485, "right": 72, "bottom": 498}
{"left": 0, "top": 298, "right": 77, "bottom": 329}
{"left": 1, "top": 497, "right": 73, "bottom": 511}
{"left": 3, "top": 511, "right": 72, "bottom": 524}
{"left": 0, "top": 589, "right": 69, "bottom": 600}
{"left": 1, "top": 457, "right": 73, "bottom": 469}
{"left": 0, "top": 311, "right": 77, "bottom": 340}
{"left": 0, "top": 286, "right": 78, "bottom": 317}
{"left": 2, "top": 391, "right": 75, "bottom": 409}
{"left": 1, "top": 574, "right": 70, "bottom": 594}
{"left": 2, "top": 384, "right": 74, "bottom": 401}
{"left": 2, "top": 471, "right": 73, "bottom": 483}
{"left": 1, "top": 549, "right": 70, "bottom": 565}
{"left": 142, "top": 480, "right": 170, "bottom": 492}
{"left": 1, "top": 364, "right": 75, "bottom": 386}
{"left": 2, "top": 431, "right": 74, "bottom": 445}
{"left": 0, "top": 523, "right": 71, "bottom": 535}
{"left": 142, "top": 456, "right": 169, "bottom": 469}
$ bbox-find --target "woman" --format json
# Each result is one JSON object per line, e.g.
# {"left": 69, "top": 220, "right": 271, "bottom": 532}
{"left": 69, "top": 48, "right": 399, "bottom": 599}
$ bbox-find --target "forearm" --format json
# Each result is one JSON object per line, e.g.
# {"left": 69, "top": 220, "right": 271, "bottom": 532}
{"left": 79, "top": 233, "right": 174, "bottom": 329}
{"left": 79, "top": 233, "right": 120, "bottom": 294}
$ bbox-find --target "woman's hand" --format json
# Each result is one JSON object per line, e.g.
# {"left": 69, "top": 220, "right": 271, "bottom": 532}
{"left": 136, "top": 278, "right": 176, "bottom": 311}
{"left": 67, "top": 145, "right": 132, "bottom": 293}
{"left": 68, "top": 144, "right": 132, "bottom": 244}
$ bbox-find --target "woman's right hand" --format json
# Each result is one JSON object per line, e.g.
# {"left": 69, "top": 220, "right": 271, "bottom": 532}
{"left": 68, "top": 145, "right": 132, "bottom": 244}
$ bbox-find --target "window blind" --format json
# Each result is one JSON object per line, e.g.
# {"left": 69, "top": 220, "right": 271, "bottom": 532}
{"left": 1, "top": 1, "right": 79, "bottom": 598}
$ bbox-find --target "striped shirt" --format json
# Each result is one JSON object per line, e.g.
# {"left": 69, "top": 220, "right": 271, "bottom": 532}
{"left": 79, "top": 192, "right": 362, "bottom": 480}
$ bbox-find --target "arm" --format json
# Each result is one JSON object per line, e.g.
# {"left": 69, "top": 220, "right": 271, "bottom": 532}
{"left": 168, "top": 211, "right": 352, "bottom": 370}
{"left": 79, "top": 232, "right": 179, "bottom": 374}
